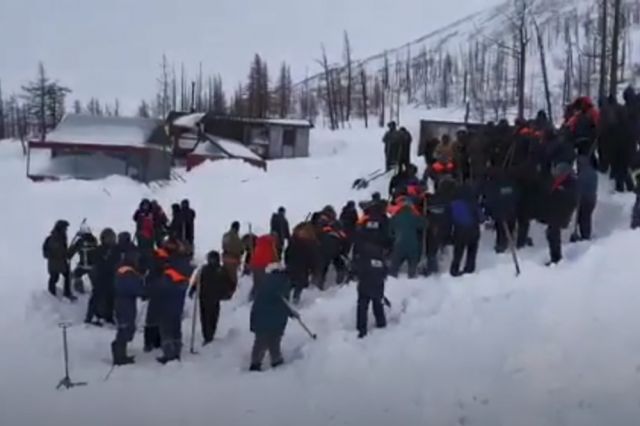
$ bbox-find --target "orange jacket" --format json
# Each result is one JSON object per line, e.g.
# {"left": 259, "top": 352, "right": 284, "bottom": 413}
{"left": 250, "top": 234, "right": 278, "bottom": 269}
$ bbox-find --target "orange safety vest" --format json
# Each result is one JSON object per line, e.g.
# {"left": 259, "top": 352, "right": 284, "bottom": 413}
{"left": 155, "top": 248, "right": 170, "bottom": 260}
{"left": 117, "top": 266, "right": 136, "bottom": 276}
{"left": 164, "top": 268, "right": 188, "bottom": 284}
{"left": 432, "top": 161, "right": 455, "bottom": 174}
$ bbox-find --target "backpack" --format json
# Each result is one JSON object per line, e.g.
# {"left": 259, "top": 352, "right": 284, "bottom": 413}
{"left": 42, "top": 236, "right": 51, "bottom": 259}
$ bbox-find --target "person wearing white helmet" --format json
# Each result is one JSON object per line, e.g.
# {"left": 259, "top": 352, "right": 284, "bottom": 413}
{"left": 69, "top": 222, "right": 98, "bottom": 295}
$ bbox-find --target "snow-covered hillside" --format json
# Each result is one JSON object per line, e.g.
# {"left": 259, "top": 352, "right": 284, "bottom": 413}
{"left": 2, "top": 123, "right": 640, "bottom": 426}
{"left": 299, "top": 0, "right": 640, "bottom": 125}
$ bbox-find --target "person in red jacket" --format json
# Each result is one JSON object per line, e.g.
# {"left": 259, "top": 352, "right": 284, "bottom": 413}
{"left": 249, "top": 233, "right": 278, "bottom": 301}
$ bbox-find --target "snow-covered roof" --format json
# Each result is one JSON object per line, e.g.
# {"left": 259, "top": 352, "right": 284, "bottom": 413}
{"left": 208, "top": 135, "right": 263, "bottom": 162}
{"left": 45, "top": 114, "right": 167, "bottom": 148}
{"left": 207, "top": 115, "right": 313, "bottom": 128}
{"left": 172, "top": 112, "right": 206, "bottom": 129}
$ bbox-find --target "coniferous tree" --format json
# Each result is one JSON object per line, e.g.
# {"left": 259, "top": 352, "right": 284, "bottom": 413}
{"left": 137, "top": 100, "right": 150, "bottom": 118}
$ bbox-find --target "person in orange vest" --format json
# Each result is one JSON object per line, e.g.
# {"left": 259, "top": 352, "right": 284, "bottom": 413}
{"left": 143, "top": 246, "right": 170, "bottom": 352}
{"left": 249, "top": 233, "right": 279, "bottom": 301}
{"left": 157, "top": 261, "right": 192, "bottom": 364}
{"left": 427, "top": 158, "right": 456, "bottom": 190}
{"left": 111, "top": 251, "right": 145, "bottom": 366}
{"left": 317, "top": 215, "right": 349, "bottom": 289}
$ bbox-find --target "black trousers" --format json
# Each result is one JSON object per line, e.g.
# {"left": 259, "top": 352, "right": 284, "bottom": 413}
{"left": 290, "top": 268, "right": 310, "bottom": 302}
{"left": 48, "top": 268, "right": 71, "bottom": 296}
{"left": 515, "top": 206, "right": 531, "bottom": 248}
{"left": 546, "top": 225, "right": 562, "bottom": 263}
{"left": 251, "top": 333, "right": 283, "bottom": 367}
{"left": 495, "top": 219, "right": 516, "bottom": 252}
{"left": 356, "top": 292, "right": 386, "bottom": 334}
{"left": 577, "top": 197, "right": 596, "bottom": 240}
{"left": 199, "top": 300, "right": 221, "bottom": 343}
{"left": 450, "top": 234, "right": 479, "bottom": 276}
{"left": 144, "top": 326, "right": 162, "bottom": 350}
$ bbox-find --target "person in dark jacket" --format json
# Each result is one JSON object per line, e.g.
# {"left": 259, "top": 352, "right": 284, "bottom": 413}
{"left": 353, "top": 235, "right": 388, "bottom": 339}
{"left": 383, "top": 121, "right": 401, "bottom": 171}
{"left": 423, "top": 180, "right": 455, "bottom": 276}
{"left": 143, "top": 247, "right": 169, "bottom": 352}
{"left": 111, "top": 251, "right": 145, "bottom": 366}
{"left": 389, "top": 199, "right": 424, "bottom": 278}
{"left": 574, "top": 155, "right": 598, "bottom": 241}
{"left": 133, "top": 199, "right": 155, "bottom": 255}
{"left": 69, "top": 223, "right": 98, "bottom": 295}
{"left": 543, "top": 163, "right": 579, "bottom": 265}
{"left": 249, "top": 263, "right": 295, "bottom": 371}
{"left": 168, "top": 203, "right": 183, "bottom": 240}
{"left": 190, "top": 251, "right": 237, "bottom": 345}
{"left": 86, "top": 228, "right": 119, "bottom": 326}
{"left": 449, "top": 184, "right": 481, "bottom": 276}
{"left": 270, "top": 207, "right": 291, "bottom": 259}
{"left": 398, "top": 127, "right": 413, "bottom": 172}
{"left": 180, "top": 199, "right": 196, "bottom": 246}
{"left": 43, "top": 220, "right": 76, "bottom": 300}
{"left": 157, "top": 263, "right": 192, "bottom": 364}
{"left": 286, "top": 222, "right": 320, "bottom": 304}
{"left": 151, "top": 200, "right": 169, "bottom": 246}
{"left": 339, "top": 201, "right": 359, "bottom": 235}
{"left": 484, "top": 170, "right": 518, "bottom": 253}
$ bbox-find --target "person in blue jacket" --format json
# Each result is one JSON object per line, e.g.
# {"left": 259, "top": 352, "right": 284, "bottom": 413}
{"left": 249, "top": 263, "right": 295, "bottom": 371}
{"left": 157, "top": 260, "right": 192, "bottom": 364}
{"left": 449, "top": 183, "right": 482, "bottom": 277}
{"left": 111, "top": 251, "right": 145, "bottom": 366}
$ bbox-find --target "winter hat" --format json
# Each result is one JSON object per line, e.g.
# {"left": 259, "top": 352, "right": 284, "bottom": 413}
{"left": 78, "top": 222, "right": 92, "bottom": 235}
{"left": 54, "top": 220, "right": 70, "bottom": 232}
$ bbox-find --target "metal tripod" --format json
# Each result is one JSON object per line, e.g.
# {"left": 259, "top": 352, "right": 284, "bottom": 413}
{"left": 56, "top": 323, "right": 87, "bottom": 390}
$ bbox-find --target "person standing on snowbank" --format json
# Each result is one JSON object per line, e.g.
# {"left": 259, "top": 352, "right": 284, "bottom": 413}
{"left": 86, "top": 228, "right": 119, "bottom": 326}
{"left": 270, "top": 207, "right": 290, "bottom": 259}
{"left": 68, "top": 223, "right": 98, "bottom": 295}
{"left": 111, "top": 251, "right": 145, "bottom": 366}
{"left": 157, "top": 260, "right": 192, "bottom": 364}
{"left": 249, "top": 262, "right": 295, "bottom": 371}
{"left": 43, "top": 220, "right": 76, "bottom": 301}
{"left": 189, "top": 251, "right": 237, "bottom": 345}
{"left": 353, "top": 228, "right": 388, "bottom": 339}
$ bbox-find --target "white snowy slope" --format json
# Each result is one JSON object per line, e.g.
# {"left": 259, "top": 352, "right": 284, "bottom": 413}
{"left": 1, "top": 119, "right": 640, "bottom": 426}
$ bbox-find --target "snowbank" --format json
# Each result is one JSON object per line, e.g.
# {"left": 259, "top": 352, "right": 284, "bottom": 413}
{"left": 1, "top": 124, "right": 640, "bottom": 426}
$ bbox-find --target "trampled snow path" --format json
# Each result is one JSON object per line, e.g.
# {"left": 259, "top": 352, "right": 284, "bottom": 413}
{"left": 1, "top": 125, "right": 640, "bottom": 426}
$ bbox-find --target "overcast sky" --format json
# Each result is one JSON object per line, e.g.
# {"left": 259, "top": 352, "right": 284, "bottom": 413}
{"left": 1, "top": 0, "right": 499, "bottom": 113}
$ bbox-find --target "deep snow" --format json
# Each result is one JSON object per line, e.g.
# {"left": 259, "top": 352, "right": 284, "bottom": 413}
{"left": 1, "top": 121, "right": 640, "bottom": 426}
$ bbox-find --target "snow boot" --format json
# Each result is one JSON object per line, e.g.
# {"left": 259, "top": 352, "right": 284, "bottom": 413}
{"left": 73, "top": 279, "right": 85, "bottom": 295}
{"left": 111, "top": 342, "right": 135, "bottom": 366}
{"left": 63, "top": 292, "right": 78, "bottom": 302}
{"left": 249, "top": 364, "right": 262, "bottom": 372}
{"left": 271, "top": 359, "right": 284, "bottom": 369}
{"left": 357, "top": 330, "right": 367, "bottom": 339}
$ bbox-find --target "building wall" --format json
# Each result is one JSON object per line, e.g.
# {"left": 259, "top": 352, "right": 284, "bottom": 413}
{"left": 269, "top": 126, "right": 284, "bottom": 159}
{"left": 294, "top": 129, "right": 310, "bottom": 157}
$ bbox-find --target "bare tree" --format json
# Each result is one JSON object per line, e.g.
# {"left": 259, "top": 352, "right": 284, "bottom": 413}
{"left": 533, "top": 18, "right": 553, "bottom": 122}
{"left": 610, "top": 0, "right": 622, "bottom": 97}
{"left": 598, "top": 0, "right": 609, "bottom": 100}
{"left": 360, "top": 67, "right": 369, "bottom": 128}
{"left": 343, "top": 31, "right": 353, "bottom": 122}
{"left": 137, "top": 100, "right": 150, "bottom": 118}
{"left": 320, "top": 45, "right": 337, "bottom": 129}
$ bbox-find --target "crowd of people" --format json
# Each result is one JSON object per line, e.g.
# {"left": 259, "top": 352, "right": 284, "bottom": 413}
{"left": 41, "top": 89, "right": 640, "bottom": 371}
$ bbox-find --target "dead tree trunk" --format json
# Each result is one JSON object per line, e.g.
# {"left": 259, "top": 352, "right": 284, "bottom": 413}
{"left": 321, "top": 46, "right": 337, "bottom": 130}
{"left": 360, "top": 67, "right": 369, "bottom": 128}
{"left": 610, "top": 0, "right": 622, "bottom": 98}
{"left": 599, "top": 0, "right": 609, "bottom": 100}
{"left": 533, "top": 19, "right": 553, "bottom": 123}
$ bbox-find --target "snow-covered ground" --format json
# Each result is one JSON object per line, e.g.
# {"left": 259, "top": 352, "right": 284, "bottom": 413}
{"left": 2, "top": 121, "right": 640, "bottom": 426}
